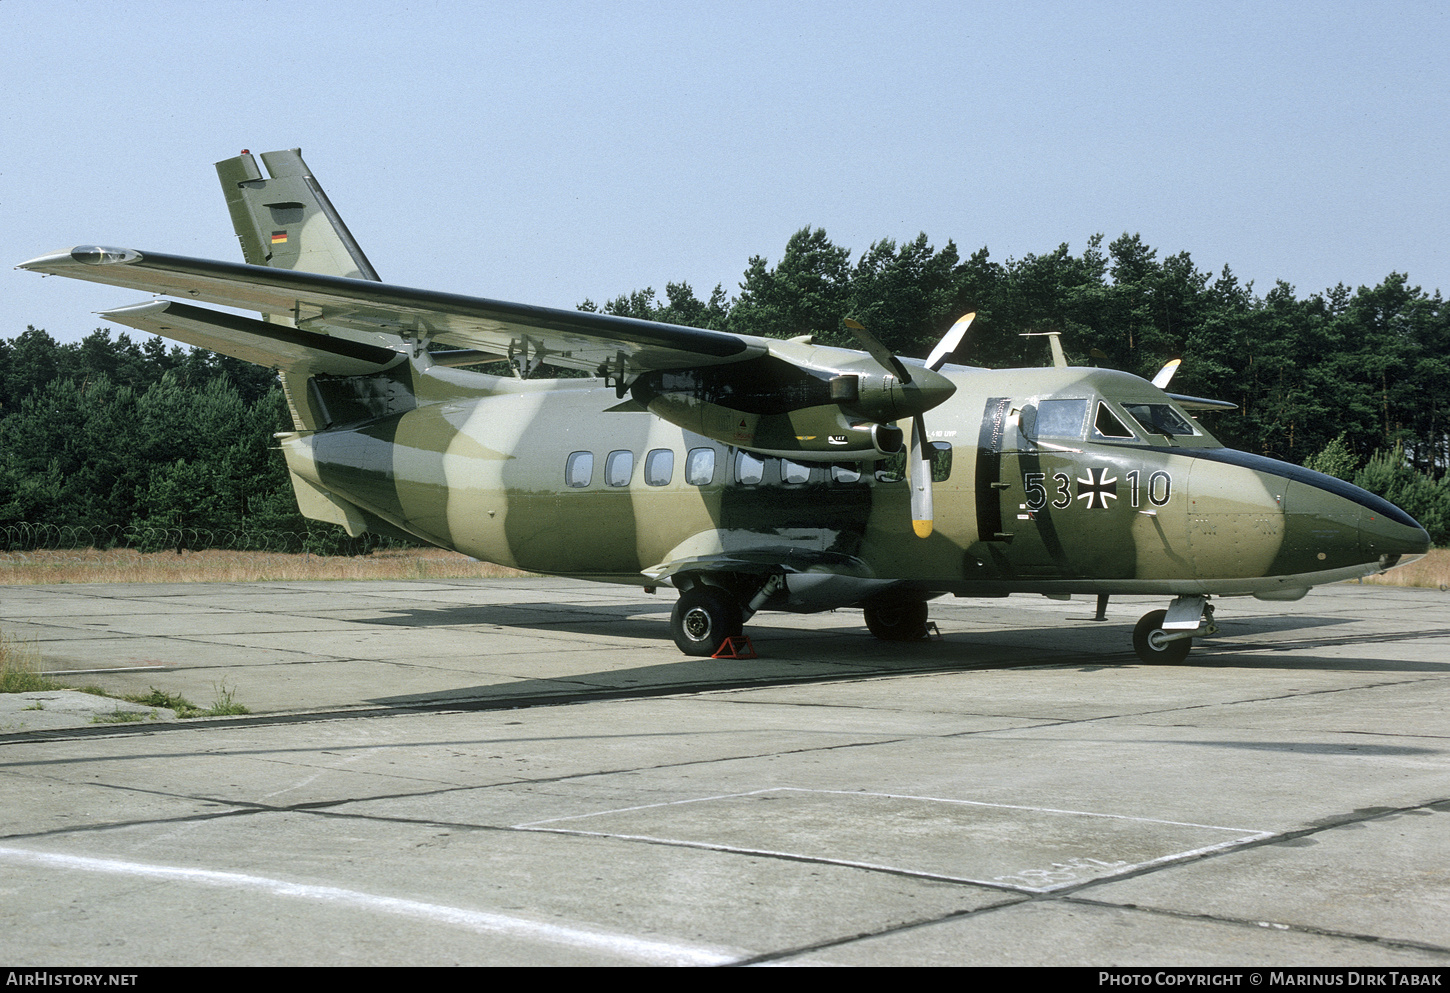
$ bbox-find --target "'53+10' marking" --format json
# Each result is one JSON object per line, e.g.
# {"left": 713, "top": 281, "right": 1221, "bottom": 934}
{"left": 1023, "top": 468, "right": 1172, "bottom": 512}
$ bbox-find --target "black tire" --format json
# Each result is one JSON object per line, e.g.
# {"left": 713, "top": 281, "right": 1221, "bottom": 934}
{"left": 863, "top": 598, "right": 930, "bottom": 641}
{"left": 1132, "top": 609, "right": 1192, "bottom": 664}
{"left": 671, "top": 586, "right": 743, "bottom": 656}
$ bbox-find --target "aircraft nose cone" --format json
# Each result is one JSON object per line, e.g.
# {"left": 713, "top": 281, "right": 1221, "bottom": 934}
{"left": 1360, "top": 504, "right": 1432, "bottom": 568}
{"left": 1283, "top": 465, "right": 1431, "bottom": 571}
{"left": 1193, "top": 449, "right": 1432, "bottom": 581}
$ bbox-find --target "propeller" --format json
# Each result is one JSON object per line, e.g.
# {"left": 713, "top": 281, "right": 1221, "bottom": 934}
{"left": 926, "top": 311, "right": 976, "bottom": 372}
{"left": 844, "top": 313, "right": 975, "bottom": 538}
{"left": 1151, "top": 357, "right": 1182, "bottom": 389}
{"left": 844, "top": 318, "right": 912, "bottom": 383}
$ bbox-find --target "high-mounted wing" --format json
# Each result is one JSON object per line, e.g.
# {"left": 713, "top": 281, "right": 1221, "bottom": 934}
{"left": 19, "top": 147, "right": 957, "bottom": 473}
{"left": 19, "top": 244, "right": 957, "bottom": 463}
{"left": 16, "top": 246, "right": 764, "bottom": 376}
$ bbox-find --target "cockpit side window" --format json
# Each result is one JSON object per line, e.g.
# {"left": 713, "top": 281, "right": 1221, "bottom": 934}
{"left": 1033, "top": 398, "right": 1088, "bottom": 440}
{"left": 1093, "top": 401, "right": 1138, "bottom": 440}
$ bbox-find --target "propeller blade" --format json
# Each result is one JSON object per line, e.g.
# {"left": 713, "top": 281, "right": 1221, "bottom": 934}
{"left": 1152, "top": 357, "right": 1182, "bottom": 389}
{"left": 843, "top": 316, "right": 942, "bottom": 535}
{"left": 926, "top": 312, "right": 976, "bottom": 371}
{"left": 844, "top": 318, "right": 912, "bottom": 383}
{"left": 907, "top": 415, "right": 933, "bottom": 538}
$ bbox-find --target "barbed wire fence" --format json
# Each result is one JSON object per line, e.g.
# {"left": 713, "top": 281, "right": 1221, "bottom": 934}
{"left": 0, "top": 523, "right": 418, "bottom": 556}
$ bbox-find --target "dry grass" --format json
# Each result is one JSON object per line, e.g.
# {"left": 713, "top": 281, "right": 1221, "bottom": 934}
{"left": 0, "top": 629, "right": 57, "bottom": 692}
{"left": 1360, "top": 548, "right": 1450, "bottom": 589}
{"left": 0, "top": 547, "right": 533, "bottom": 585}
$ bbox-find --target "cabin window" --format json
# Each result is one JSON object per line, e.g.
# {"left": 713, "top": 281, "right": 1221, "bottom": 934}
{"left": 1033, "top": 398, "right": 1089, "bottom": 439}
{"left": 644, "top": 449, "right": 674, "bottom": 486}
{"left": 685, "top": 448, "right": 716, "bottom": 486}
{"left": 874, "top": 449, "right": 906, "bottom": 483}
{"left": 736, "top": 451, "right": 766, "bottom": 485}
{"left": 831, "top": 462, "right": 861, "bottom": 483}
{"left": 875, "top": 444, "right": 950, "bottom": 483}
{"left": 781, "top": 459, "right": 811, "bottom": 484}
{"left": 565, "top": 451, "right": 594, "bottom": 488}
{"left": 1123, "top": 402, "right": 1198, "bottom": 438}
{"left": 1093, "top": 401, "right": 1137, "bottom": 440}
{"left": 605, "top": 450, "right": 633, "bottom": 487}
{"left": 930, "top": 442, "right": 953, "bottom": 481}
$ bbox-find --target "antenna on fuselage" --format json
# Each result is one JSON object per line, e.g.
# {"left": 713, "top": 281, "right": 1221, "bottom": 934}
{"left": 1020, "top": 331, "right": 1068, "bottom": 369}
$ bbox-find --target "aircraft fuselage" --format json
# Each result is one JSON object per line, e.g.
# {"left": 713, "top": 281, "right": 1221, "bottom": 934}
{"left": 281, "top": 358, "right": 1429, "bottom": 613}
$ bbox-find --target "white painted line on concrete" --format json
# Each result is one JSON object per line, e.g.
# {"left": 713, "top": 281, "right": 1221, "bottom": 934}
{"left": 515, "top": 787, "right": 1275, "bottom": 894}
{"left": 517, "top": 824, "right": 1021, "bottom": 887}
{"left": 517, "top": 786, "right": 1273, "bottom": 837}
{"left": 0, "top": 846, "right": 739, "bottom": 966}
{"left": 797, "top": 788, "right": 1275, "bottom": 837}
{"left": 41, "top": 666, "right": 175, "bottom": 675}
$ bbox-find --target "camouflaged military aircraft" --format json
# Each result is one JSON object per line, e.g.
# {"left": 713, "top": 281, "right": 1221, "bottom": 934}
{"left": 19, "top": 149, "right": 1432, "bottom": 662}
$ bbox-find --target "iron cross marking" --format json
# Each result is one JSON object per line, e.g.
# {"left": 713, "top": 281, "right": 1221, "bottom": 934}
{"left": 1076, "top": 467, "right": 1119, "bottom": 509}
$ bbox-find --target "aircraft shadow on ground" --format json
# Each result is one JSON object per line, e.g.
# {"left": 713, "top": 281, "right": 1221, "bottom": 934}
{"left": 348, "top": 601, "right": 671, "bottom": 637}
{"left": 343, "top": 600, "right": 1359, "bottom": 639}
{"left": 356, "top": 606, "right": 1445, "bottom": 712}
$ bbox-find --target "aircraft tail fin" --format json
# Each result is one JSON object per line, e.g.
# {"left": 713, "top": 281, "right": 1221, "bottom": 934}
{"left": 215, "top": 148, "right": 379, "bottom": 281}
{"left": 213, "top": 149, "right": 405, "bottom": 434}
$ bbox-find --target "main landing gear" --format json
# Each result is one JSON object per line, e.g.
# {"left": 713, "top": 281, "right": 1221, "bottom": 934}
{"left": 670, "top": 586, "right": 743, "bottom": 656}
{"left": 863, "top": 596, "right": 931, "bottom": 641}
{"left": 670, "top": 576, "right": 786, "bottom": 656}
{"left": 1133, "top": 596, "right": 1218, "bottom": 664}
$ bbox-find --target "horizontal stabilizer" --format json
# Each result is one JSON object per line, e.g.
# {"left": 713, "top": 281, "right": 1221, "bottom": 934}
{"left": 98, "top": 299, "right": 404, "bottom": 376}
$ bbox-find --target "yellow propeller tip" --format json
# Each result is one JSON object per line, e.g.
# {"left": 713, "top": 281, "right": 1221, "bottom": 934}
{"left": 912, "top": 520, "right": 933, "bottom": 538}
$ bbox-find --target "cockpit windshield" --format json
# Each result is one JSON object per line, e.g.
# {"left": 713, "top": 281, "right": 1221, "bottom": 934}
{"left": 1122, "top": 402, "right": 1198, "bottom": 438}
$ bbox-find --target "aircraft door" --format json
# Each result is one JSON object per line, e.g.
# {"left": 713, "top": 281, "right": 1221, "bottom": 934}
{"left": 992, "top": 399, "right": 1074, "bottom": 579}
{"left": 986, "top": 397, "right": 1143, "bottom": 581}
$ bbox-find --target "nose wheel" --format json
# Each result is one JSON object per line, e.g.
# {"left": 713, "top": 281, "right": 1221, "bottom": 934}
{"left": 1132, "top": 609, "right": 1192, "bottom": 664}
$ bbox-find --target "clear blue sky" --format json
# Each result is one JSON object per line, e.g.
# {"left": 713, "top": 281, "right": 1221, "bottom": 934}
{"left": 5, "top": 0, "right": 1447, "bottom": 344}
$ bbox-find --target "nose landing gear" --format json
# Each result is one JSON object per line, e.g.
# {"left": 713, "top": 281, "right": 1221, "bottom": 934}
{"left": 1133, "top": 596, "right": 1217, "bottom": 664}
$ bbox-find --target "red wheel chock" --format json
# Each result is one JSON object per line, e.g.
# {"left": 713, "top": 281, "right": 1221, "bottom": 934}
{"left": 712, "top": 636, "right": 758, "bottom": 659}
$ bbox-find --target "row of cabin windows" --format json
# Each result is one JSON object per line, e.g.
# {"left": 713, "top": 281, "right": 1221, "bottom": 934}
{"left": 564, "top": 444, "right": 954, "bottom": 489}
{"left": 566, "top": 448, "right": 711, "bottom": 489}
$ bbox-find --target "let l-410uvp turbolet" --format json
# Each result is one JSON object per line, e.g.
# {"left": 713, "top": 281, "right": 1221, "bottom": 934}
{"left": 19, "top": 148, "right": 1431, "bottom": 661}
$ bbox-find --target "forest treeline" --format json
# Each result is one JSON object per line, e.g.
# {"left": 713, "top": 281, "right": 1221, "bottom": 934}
{"left": 0, "top": 328, "right": 319, "bottom": 547}
{"left": 4, "top": 228, "right": 1448, "bottom": 546}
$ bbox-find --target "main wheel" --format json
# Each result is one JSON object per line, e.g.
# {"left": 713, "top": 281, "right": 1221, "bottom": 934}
{"left": 863, "top": 598, "right": 930, "bottom": 641}
{"left": 1132, "top": 609, "right": 1192, "bottom": 664}
{"left": 671, "top": 586, "right": 743, "bottom": 656}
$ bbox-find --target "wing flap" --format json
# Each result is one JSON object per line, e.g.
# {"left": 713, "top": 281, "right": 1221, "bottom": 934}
{"left": 98, "top": 300, "right": 404, "bottom": 376}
